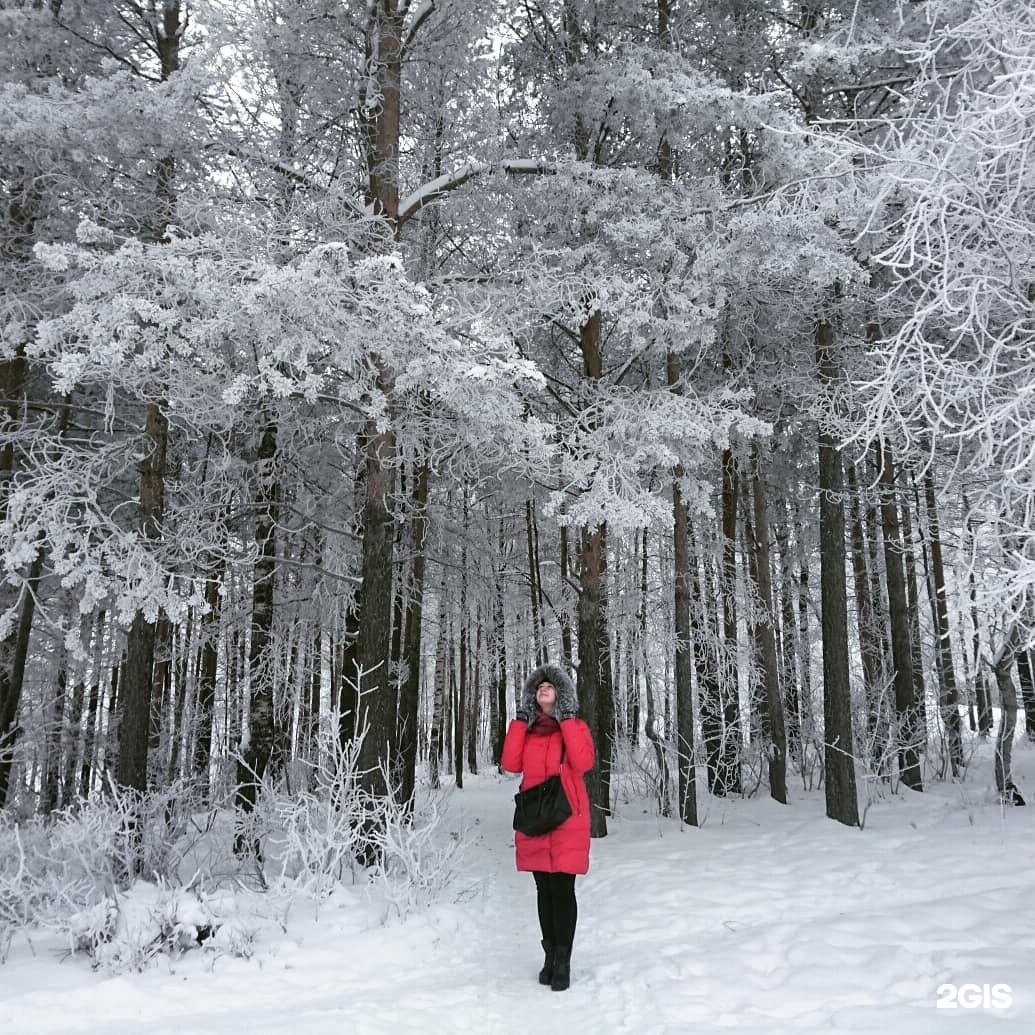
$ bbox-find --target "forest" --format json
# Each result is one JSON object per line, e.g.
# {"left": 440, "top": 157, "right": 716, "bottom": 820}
{"left": 1, "top": 0, "right": 1034, "bottom": 983}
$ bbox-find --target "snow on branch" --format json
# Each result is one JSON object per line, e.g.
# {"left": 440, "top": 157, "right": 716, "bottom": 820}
{"left": 397, "top": 159, "right": 553, "bottom": 226}
{"left": 401, "top": 1, "right": 436, "bottom": 58}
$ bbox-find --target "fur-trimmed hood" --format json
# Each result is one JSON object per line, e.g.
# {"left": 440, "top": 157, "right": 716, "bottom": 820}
{"left": 520, "top": 663, "right": 578, "bottom": 723}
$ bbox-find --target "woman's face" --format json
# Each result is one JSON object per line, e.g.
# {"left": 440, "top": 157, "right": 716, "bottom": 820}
{"left": 536, "top": 681, "right": 557, "bottom": 713}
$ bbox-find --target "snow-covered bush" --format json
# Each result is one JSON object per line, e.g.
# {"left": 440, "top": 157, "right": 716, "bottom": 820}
{"left": 259, "top": 728, "right": 367, "bottom": 897}
{"left": 1, "top": 720, "right": 470, "bottom": 968}
{"left": 0, "top": 779, "right": 211, "bottom": 963}
{"left": 371, "top": 781, "right": 472, "bottom": 922}
{"left": 257, "top": 725, "right": 471, "bottom": 922}
{"left": 62, "top": 879, "right": 218, "bottom": 971}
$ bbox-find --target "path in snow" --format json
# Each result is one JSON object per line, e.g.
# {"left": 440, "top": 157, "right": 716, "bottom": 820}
{"left": 3, "top": 740, "right": 1035, "bottom": 1034}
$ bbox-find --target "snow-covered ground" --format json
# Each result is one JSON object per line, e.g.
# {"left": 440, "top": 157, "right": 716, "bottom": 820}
{"left": 3, "top": 736, "right": 1034, "bottom": 1035}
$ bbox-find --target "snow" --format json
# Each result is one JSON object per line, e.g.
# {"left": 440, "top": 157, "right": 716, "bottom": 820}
{"left": 3, "top": 738, "right": 1034, "bottom": 1034}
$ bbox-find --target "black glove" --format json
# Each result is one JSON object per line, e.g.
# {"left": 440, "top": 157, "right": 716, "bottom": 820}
{"left": 515, "top": 708, "right": 530, "bottom": 723}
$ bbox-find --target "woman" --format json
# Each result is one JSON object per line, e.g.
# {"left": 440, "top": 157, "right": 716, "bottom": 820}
{"left": 501, "top": 663, "right": 595, "bottom": 992}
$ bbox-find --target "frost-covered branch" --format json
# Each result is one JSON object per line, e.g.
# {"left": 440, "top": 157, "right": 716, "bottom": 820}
{"left": 397, "top": 159, "right": 554, "bottom": 226}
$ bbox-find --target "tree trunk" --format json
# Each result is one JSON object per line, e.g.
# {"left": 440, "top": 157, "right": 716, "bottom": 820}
{"left": 398, "top": 456, "right": 429, "bottom": 805}
{"left": 235, "top": 419, "right": 280, "bottom": 854}
{"left": 352, "top": 0, "right": 405, "bottom": 812}
{"left": 525, "top": 498, "right": 547, "bottom": 666}
{"left": 491, "top": 520, "right": 508, "bottom": 766}
{"left": 429, "top": 592, "right": 447, "bottom": 789}
{"left": 921, "top": 470, "right": 964, "bottom": 776}
{"left": 456, "top": 517, "right": 468, "bottom": 790}
{"left": 40, "top": 663, "right": 67, "bottom": 816}
{"left": 0, "top": 547, "right": 44, "bottom": 806}
{"left": 578, "top": 520, "right": 613, "bottom": 836}
{"left": 746, "top": 443, "right": 787, "bottom": 803}
{"left": 78, "top": 611, "right": 107, "bottom": 799}
{"left": 816, "top": 313, "right": 860, "bottom": 825}
{"left": 993, "top": 629, "right": 1025, "bottom": 805}
{"left": 452, "top": 626, "right": 463, "bottom": 789}
{"left": 576, "top": 309, "right": 614, "bottom": 837}
{"left": 148, "top": 616, "right": 172, "bottom": 785}
{"left": 712, "top": 446, "right": 742, "bottom": 794}
{"left": 899, "top": 486, "right": 929, "bottom": 739}
{"left": 116, "top": 5, "right": 181, "bottom": 800}
{"left": 353, "top": 400, "right": 398, "bottom": 804}
{"left": 117, "top": 403, "right": 167, "bottom": 795}
{"left": 667, "top": 354, "right": 697, "bottom": 824}
{"left": 654, "top": 12, "right": 688, "bottom": 819}
{"left": 773, "top": 511, "right": 803, "bottom": 775}
{"left": 468, "top": 617, "right": 481, "bottom": 775}
{"left": 194, "top": 563, "right": 222, "bottom": 797}
{"left": 559, "top": 522, "right": 574, "bottom": 671}
{"left": 1017, "top": 651, "right": 1035, "bottom": 740}
{"left": 846, "top": 461, "right": 889, "bottom": 774}
{"left": 878, "top": 442, "right": 923, "bottom": 790}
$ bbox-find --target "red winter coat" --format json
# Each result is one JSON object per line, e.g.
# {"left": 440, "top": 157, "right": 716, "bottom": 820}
{"left": 502, "top": 715, "right": 595, "bottom": 874}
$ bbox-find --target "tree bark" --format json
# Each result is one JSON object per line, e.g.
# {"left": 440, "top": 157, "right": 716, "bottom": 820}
{"left": 816, "top": 313, "right": 860, "bottom": 825}
{"left": 194, "top": 562, "right": 222, "bottom": 797}
{"left": 429, "top": 591, "right": 447, "bottom": 789}
{"left": 525, "top": 498, "right": 547, "bottom": 666}
{"left": 398, "top": 456, "right": 430, "bottom": 805}
{"left": 746, "top": 443, "right": 787, "bottom": 803}
{"left": 712, "top": 445, "right": 743, "bottom": 795}
{"left": 0, "top": 547, "right": 44, "bottom": 806}
{"left": 235, "top": 419, "right": 280, "bottom": 854}
{"left": 117, "top": 399, "right": 168, "bottom": 795}
{"left": 575, "top": 309, "right": 614, "bottom": 837}
{"left": 351, "top": 0, "right": 406, "bottom": 812}
{"left": 116, "top": 3, "right": 181, "bottom": 801}
{"left": 666, "top": 354, "right": 697, "bottom": 824}
{"left": 846, "top": 461, "right": 889, "bottom": 773}
{"left": 899, "top": 485, "right": 929, "bottom": 738}
{"left": 1017, "top": 650, "right": 1035, "bottom": 739}
{"left": 78, "top": 611, "right": 107, "bottom": 799}
{"left": 921, "top": 470, "right": 964, "bottom": 775}
{"left": 490, "top": 518, "right": 508, "bottom": 767}
{"left": 878, "top": 441, "right": 923, "bottom": 791}
{"left": 773, "top": 511, "right": 803, "bottom": 775}
{"left": 578, "top": 520, "right": 613, "bottom": 836}
{"left": 993, "top": 628, "right": 1025, "bottom": 805}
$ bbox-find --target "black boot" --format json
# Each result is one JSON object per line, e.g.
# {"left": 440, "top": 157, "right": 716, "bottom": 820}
{"left": 550, "top": 945, "right": 571, "bottom": 991}
{"left": 538, "top": 940, "right": 554, "bottom": 985}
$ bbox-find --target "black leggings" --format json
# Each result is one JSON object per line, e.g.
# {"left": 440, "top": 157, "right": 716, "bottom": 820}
{"left": 533, "top": 871, "right": 577, "bottom": 948}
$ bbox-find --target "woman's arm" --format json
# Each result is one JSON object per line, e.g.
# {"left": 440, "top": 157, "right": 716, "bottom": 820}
{"left": 559, "top": 718, "right": 595, "bottom": 774}
{"left": 500, "top": 719, "right": 528, "bottom": 773}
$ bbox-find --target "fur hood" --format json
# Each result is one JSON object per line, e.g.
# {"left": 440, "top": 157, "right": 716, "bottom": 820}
{"left": 520, "top": 663, "right": 578, "bottom": 724}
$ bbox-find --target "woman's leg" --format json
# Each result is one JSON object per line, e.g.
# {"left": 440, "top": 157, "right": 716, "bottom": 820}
{"left": 532, "top": 871, "right": 556, "bottom": 983}
{"left": 532, "top": 871, "right": 555, "bottom": 944}
{"left": 549, "top": 873, "right": 577, "bottom": 948}
{"left": 547, "top": 873, "right": 577, "bottom": 990}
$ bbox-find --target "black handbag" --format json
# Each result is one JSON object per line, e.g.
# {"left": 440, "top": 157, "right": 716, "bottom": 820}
{"left": 513, "top": 745, "right": 572, "bottom": 836}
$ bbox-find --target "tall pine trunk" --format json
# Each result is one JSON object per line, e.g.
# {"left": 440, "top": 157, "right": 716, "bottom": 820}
{"left": 667, "top": 353, "right": 697, "bottom": 824}
{"left": 816, "top": 312, "right": 859, "bottom": 825}
{"left": 878, "top": 442, "right": 923, "bottom": 791}
{"left": 746, "top": 444, "right": 787, "bottom": 803}
{"left": 398, "top": 456, "right": 430, "bottom": 805}
{"left": 234, "top": 419, "right": 280, "bottom": 854}
{"left": 846, "top": 461, "right": 889, "bottom": 773}
{"left": 921, "top": 470, "right": 964, "bottom": 776}
{"left": 117, "top": 3, "right": 181, "bottom": 802}
{"left": 576, "top": 310, "right": 614, "bottom": 837}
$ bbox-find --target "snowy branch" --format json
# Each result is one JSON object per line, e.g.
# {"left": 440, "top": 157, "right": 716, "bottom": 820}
{"left": 397, "top": 159, "right": 554, "bottom": 226}
{"left": 400, "top": 1, "right": 436, "bottom": 59}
